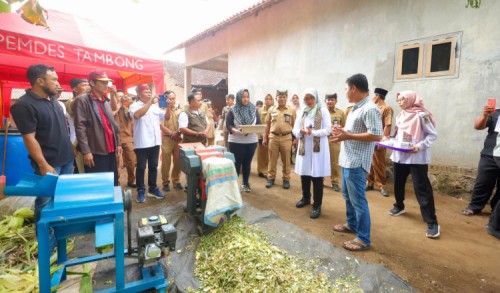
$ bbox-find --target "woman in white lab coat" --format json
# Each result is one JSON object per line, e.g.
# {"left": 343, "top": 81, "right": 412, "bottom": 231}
{"left": 292, "top": 88, "right": 331, "bottom": 218}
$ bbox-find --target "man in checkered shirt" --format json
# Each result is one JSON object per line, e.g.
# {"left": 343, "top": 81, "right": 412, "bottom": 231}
{"left": 331, "top": 73, "right": 382, "bottom": 252}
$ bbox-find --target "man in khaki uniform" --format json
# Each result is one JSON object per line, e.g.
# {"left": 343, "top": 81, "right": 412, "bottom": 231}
{"left": 218, "top": 94, "right": 235, "bottom": 148}
{"left": 203, "top": 99, "right": 216, "bottom": 146}
{"left": 366, "top": 87, "right": 393, "bottom": 197}
{"left": 325, "top": 93, "right": 345, "bottom": 191}
{"left": 113, "top": 92, "right": 137, "bottom": 187}
{"left": 161, "top": 90, "right": 183, "bottom": 192}
{"left": 257, "top": 94, "right": 274, "bottom": 178}
{"left": 263, "top": 90, "right": 296, "bottom": 189}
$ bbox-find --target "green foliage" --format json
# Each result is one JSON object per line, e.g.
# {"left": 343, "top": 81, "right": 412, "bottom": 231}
{"left": 191, "top": 216, "right": 361, "bottom": 292}
{"left": 466, "top": 0, "right": 481, "bottom": 8}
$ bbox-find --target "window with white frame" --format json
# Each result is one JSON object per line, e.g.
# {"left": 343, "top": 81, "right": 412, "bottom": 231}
{"left": 395, "top": 32, "right": 461, "bottom": 81}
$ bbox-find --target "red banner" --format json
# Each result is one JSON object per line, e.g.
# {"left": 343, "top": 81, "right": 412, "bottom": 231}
{"left": 0, "top": 29, "right": 163, "bottom": 74}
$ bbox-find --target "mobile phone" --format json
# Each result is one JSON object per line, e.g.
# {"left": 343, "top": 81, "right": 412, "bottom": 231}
{"left": 488, "top": 98, "right": 496, "bottom": 109}
{"left": 159, "top": 94, "right": 167, "bottom": 108}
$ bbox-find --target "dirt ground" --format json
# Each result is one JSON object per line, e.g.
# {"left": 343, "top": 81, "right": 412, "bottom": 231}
{"left": 123, "top": 158, "right": 500, "bottom": 293}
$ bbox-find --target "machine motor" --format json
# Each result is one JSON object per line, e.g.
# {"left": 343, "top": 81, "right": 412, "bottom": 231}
{"left": 137, "top": 215, "right": 177, "bottom": 266}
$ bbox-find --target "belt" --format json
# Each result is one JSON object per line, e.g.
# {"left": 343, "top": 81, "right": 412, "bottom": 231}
{"left": 271, "top": 132, "right": 291, "bottom": 136}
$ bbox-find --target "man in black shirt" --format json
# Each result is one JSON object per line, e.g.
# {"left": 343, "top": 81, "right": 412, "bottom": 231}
{"left": 10, "top": 64, "right": 74, "bottom": 222}
{"left": 462, "top": 105, "right": 500, "bottom": 216}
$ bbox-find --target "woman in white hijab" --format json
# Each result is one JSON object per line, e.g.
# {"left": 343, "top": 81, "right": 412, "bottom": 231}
{"left": 292, "top": 88, "right": 331, "bottom": 218}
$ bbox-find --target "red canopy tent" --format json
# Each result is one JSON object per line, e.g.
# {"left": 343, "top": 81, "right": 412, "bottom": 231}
{"left": 0, "top": 9, "right": 165, "bottom": 120}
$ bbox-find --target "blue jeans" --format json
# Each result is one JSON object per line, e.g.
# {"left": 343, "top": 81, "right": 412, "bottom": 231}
{"left": 34, "top": 160, "right": 74, "bottom": 223}
{"left": 341, "top": 167, "right": 371, "bottom": 245}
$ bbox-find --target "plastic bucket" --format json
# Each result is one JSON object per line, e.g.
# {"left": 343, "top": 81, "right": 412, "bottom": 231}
{"left": 0, "top": 129, "right": 34, "bottom": 186}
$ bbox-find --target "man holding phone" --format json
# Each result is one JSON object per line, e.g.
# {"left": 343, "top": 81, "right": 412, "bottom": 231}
{"left": 129, "top": 84, "right": 167, "bottom": 203}
{"left": 462, "top": 99, "right": 500, "bottom": 216}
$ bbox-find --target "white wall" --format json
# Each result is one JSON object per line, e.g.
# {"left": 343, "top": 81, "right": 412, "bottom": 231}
{"left": 184, "top": 0, "right": 500, "bottom": 168}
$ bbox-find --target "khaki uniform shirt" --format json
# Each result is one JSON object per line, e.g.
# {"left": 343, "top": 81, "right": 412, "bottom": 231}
{"left": 164, "top": 107, "right": 181, "bottom": 133}
{"left": 379, "top": 103, "right": 393, "bottom": 130}
{"left": 206, "top": 108, "right": 215, "bottom": 138}
{"left": 258, "top": 106, "right": 272, "bottom": 139}
{"left": 266, "top": 105, "right": 296, "bottom": 137}
{"left": 218, "top": 105, "right": 231, "bottom": 132}
{"left": 114, "top": 106, "right": 134, "bottom": 144}
{"left": 329, "top": 107, "right": 346, "bottom": 128}
{"left": 345, "top": 105, "right": 354, "bottom": 118}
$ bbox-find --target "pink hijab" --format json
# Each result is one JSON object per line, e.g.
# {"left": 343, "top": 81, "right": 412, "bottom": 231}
{"left": 396, "top": 90, "right": 436, "bottom": 140}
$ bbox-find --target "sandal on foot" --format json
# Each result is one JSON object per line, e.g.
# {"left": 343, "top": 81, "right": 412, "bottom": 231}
{"left": 342, "top": 239, "right": 370, "bottom": 251}
{"left": 461, "top": 207, "right": 480, "bottom": 216}
{"left": 333, "top": 224, "right": 356, "bottom": 234}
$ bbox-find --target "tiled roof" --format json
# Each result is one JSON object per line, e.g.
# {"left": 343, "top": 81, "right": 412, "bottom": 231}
{"left": 166, "top": 61, "right": 227, "bottom": 88}
{"left": 165, "top": 0, "right": 286, "bottom": 53}
{"left": 11, "top": 88, "right": 72, "bottom": 101}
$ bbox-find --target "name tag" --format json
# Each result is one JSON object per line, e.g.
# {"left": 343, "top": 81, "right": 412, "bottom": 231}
{"left": 284, "top": 114, "right": 291, "bottom": 123}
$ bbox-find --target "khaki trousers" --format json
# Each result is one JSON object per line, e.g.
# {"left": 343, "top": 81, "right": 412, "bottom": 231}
{"left": 257, "top": 142, "right": 269, "bottom": 174}
{"left": 267, "top": 135, "right": 292, "bottom": 180}
{"left": 328, "top": 142, "right": 341, "bottom": 184}
{"left": 207, "top": 137, "right": 215, "bottom": 146}
{"left": 367, "top": 147, "right": 387, "bottom": 189}
{"left": 75, "top": 151, "right": 85, "bottom": 174}
{"left": 121, "top": 142, "right": 136, "bottom": 184}
{"left": 223, "top": 131, "right": 229, "bottom": 148}
{"left": 161, "top": 137, "right": 180, "bottom": 186}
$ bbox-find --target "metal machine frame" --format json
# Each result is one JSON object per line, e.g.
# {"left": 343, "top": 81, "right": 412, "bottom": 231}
{"left": 178, "top": 143, "right": 235, "bottom": 233}
{"left": 5, "top": 172, "right": 168, "bottom": 293}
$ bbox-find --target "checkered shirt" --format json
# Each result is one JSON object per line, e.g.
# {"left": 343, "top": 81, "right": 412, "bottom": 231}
{"left": 339, "top": 96, "right": 382, "bottom": 172}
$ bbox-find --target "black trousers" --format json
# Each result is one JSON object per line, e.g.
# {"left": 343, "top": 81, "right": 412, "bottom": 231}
{"left": 393, "top": 162, "right": 437, "bottom": 225}
{"left": 301, "top": 176, "right": 323, "bottom": 208}
{"left": 134, "top": 146, "right": 160, "bottom": 191}
{"left": 490, "top": 157, "right": 500, "bottom": 231}
{"left": 490, "top": 198, "right": 500, "bottom": 231}
{"left": 229, "top": 142, "right": 257, "bottom": 186}
{"left": 468, "top": 154, "right": 500, "bottom": 212}
{"left": 84, "top": 153, "right": 118, "bottom": 186}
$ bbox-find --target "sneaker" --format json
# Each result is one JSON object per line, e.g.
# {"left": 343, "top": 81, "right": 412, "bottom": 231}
{"left": 265, "top": 179, "right": 275, "bottom": 188}
{"left": 242, "top": 184, "right": 251, "bottom": 193}
{"left": 147, "top": 187, "right": 165, "bottom": 199}
{"left": 136, "top": 189, "right": 145, "bottom": 203}
{"left": 388, "top": 206, "right": 406, "bottom": 216}
{"left": 380, "top": 188, "right": 390, "bottom": 197}
{"left": 486, "top": 225, "right": 500, "bottom": 240}
{"left": 282, "top": 180, "right": 290, "bottom": 189}
{"left": 174, "top": 183, "right": 183, "bottom": 190}
{"left": 163, "top": 184, "right": 170, "bottom": 192}
{"left": 332, "top": 183, "right": 340, "bottom": 192}
{"left": 426, "top": 224, "right": 441, "bottom": 238}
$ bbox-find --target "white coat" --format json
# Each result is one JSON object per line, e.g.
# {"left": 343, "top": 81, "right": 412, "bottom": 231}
{"left": 292, "top": 107, "right": 332, "bottom": 177}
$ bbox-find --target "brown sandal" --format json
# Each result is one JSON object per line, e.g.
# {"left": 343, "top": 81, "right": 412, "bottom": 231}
{"left": 333, "top": 224, "right": 356, "bottom": 234}
{"left": 343, "top": 239, "right": 370, "bottom": 251}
